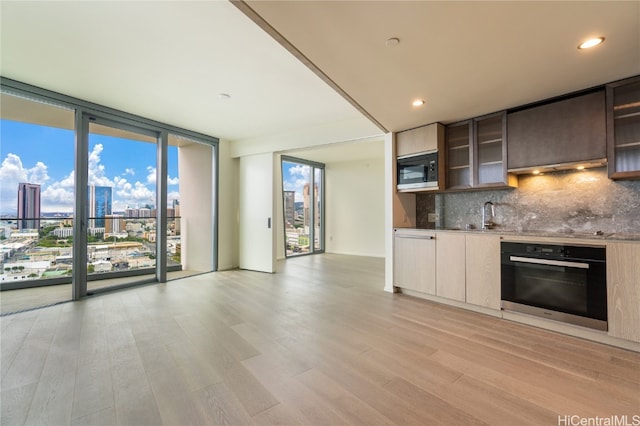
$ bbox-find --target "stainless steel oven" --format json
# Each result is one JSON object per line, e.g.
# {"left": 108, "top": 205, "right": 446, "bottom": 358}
{"left": 501, "top": 242, "right": 607, "bottom": 331}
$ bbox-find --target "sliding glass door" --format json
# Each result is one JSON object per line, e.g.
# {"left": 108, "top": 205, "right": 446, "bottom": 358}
{"left": 1, "top": 79, "right": 219, "bottom": 310}
{"left": 84, "top": 119, "right": 160, "bottom": 293}
{"left": 281, "top": 156, "right": 324, "bottom": 257}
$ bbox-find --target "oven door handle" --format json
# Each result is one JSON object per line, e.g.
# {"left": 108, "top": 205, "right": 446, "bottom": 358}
{"left": 509, "top": 256, "right": 590, "bottom": 269}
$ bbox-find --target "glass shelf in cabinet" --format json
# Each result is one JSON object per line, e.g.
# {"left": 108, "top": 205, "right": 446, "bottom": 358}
{"left": 615, "top": 141, "right": 640, "bottom": 149}
{"left": 449, "top": 144, "right": 470, "bottom": 150}
{"left": 477, "top": 138, "right": 502, "bottom": 145}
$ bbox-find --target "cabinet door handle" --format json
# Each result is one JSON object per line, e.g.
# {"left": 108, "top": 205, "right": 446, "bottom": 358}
{"left": 396, "top": 234, "right": 434, "bottom": 240}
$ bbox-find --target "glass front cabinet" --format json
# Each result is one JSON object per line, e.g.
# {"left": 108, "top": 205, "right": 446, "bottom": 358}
{"left": 445, "top": 111, "right": 516, "bottom": 190}
{"left": 607, "top": 76, "right": 640, "bottom": 179}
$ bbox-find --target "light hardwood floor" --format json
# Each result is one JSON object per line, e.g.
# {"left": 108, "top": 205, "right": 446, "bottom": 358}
{"left": 1, "top": 254, "right": 638, "bottom": 425}
{"left": 0, "top": 270, "right": 204, "bottom": 316}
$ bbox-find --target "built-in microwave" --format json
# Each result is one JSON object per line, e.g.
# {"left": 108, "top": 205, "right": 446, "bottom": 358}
{"left": 397, "top": 151, "right": 438, "bottom": 190}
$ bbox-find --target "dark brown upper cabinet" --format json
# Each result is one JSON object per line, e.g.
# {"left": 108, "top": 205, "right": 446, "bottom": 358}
{"left": 507, "top": 90, "right": 606, "bottom": 171}
{"left": 607, "top": 76, "right": 640, "bottom": 180}
{"left": 445, "top": 112, "right": 516, "bottom": 190}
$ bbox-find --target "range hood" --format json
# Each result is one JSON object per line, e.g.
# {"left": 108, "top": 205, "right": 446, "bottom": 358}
{"left": 507, "top": 158, "right": 607, "bottom": 175}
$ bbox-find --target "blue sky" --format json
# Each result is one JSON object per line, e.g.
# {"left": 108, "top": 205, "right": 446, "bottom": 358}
{"left": 281, "top": 160, "right": 314, "bottom": 203}
{"left": 0, "top": 119, "right": 179, "bottom": 214}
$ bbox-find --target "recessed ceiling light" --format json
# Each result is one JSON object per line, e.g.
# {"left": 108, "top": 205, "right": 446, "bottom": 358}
{"left": 578, "top": 37, "right": 605, "bottom": 50}
{"left": 386, "top": 37, "right": 400, "bottom": 47}
{"left": 412, "top": 99, "right": 425, "bottom": 107}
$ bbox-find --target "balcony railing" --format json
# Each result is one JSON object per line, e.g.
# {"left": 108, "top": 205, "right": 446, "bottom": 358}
{"left": 0, "top": 216, "right": 182, "bottom": 290}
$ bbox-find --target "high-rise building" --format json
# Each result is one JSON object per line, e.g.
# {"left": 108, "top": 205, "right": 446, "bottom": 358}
{"left": 284, "top": 190, "right": 295, "bottom": 228}
{"left": 125, "top": 208, "right": 138, "bottom": 218}
{"left": 17, "top": 183, "right": 41, "bottom": 230}
{"left": 88, "top": 185, "right": 112, "bottom": 228}
{"left": 105, "top": 214, "right": 126, "bottom": 234}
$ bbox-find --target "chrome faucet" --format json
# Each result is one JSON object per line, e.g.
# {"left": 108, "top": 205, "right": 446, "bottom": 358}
{"left": 482, "top": 201, "right": 495, "bottom": 230}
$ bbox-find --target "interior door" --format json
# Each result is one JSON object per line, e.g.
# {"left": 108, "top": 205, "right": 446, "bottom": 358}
{"left": 239, "top": 153, "right": 276, "bottom": 272}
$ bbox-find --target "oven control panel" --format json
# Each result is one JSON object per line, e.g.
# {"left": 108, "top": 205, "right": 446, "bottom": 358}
{"left": 503, "top": 242, "right": 605, "bottom": 262}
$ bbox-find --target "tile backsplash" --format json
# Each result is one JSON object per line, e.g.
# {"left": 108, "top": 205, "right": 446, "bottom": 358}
{"left": 416, "top": 168, "right": 640, "bottom": 235}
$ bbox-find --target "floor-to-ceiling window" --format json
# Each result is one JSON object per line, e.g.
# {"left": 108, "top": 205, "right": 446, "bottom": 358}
{"left": 281, "top": 156, "right": 324, "bottom": 257}
{"left": 0, "top": 92, "right": 75, "bottom": 312}
{"left": 0, "top": 79, "right": 218, "bottom": 313}
{"left": 84, "top": 120, "right": 159, "bottom": 292}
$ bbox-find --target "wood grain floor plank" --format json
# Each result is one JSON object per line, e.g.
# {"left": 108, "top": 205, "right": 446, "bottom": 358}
{"left": 24, "top": 325, "right": 79, "bottom": 425}
{"left": 0, "top": 254, "right": 638, "bottom": 425}
{"left": 297, "top": 368, "right": 396, "bottom": 426}
{"left": 265, "top": 375, "right": 350, "bottom": 425}
{"left": 147, "top": 364, "right": 213, "bottom": 426}
{"left": 195, "top": 381, "right": 254, "bottom": 426}
{"left": 71, "top": 356, "right": 113, "bottom": 422}
{"left": 0, "top": 383, "right": 37, "bottom": 426}
{"left": 70, "top": 407, "right": 117, "bottom": 426}
{"left": 383, "top": 376, "right": 488, "bottom": 426}
{"left": 165, "top": 340, "right": 224, "bottom": 391}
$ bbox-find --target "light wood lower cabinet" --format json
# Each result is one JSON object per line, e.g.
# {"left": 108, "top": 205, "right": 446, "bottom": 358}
{"left": 393, "top": 229, "right": 436, "bottom": 295}
{"left": 465, "top": 234, "right": 501, "bottom": 310}
{"left": 606, "top": 242, "right": 640, "bottom": 343}
{"left": 435, "top": 232, "right": 466, "bottom": 302}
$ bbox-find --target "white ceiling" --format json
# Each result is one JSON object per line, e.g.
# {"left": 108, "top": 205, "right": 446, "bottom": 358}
{"left": 245, "top": 0, "right": 640, "bottom": 132}
{"left": 1, "top": 1, "right": 639, "bottom": 163}
{"left": 0, "top": 1, "right": 379, "bottom": 147}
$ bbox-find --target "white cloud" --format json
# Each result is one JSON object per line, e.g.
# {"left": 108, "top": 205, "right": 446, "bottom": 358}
{"left": 284, "top": 164, "right": 311, "bottom": 202}
{"left": 168, "top": 191, "right": 180, "bottom": 204}
{"left": 0, "top": 146, "right": 176, "bottom": 214}
{"left": 27, "top": 161, "right": 50, "bottom": 185}
{"left": 57, "top": 170, "right": 75, "bottom": 188}
{"left": 0, "top": 153, "right": 52, "bottom": 213}
{"left": 113, "top": 176, "right": 130, "bottom": 189}
{"left": 147, "top": 166, "right": 178, "bottom": 186}
{"left": 41, "top": 186, "right": 74, "bottom": 211}
{"left": 88, "top": 144, "right": 114, "bottom": 187}
{"left": 147, "top": 166, "right": 156, "bottom": 184}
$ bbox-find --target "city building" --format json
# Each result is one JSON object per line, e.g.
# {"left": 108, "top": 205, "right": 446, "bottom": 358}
{"left": 138, "top": 208, "right": 151, "bottom": 218}
{"left": 17, "top": 183, "right": 40, "bottom": 230}
{"left": 52, "top": 227, "right": 73, "bottom": 238}
{"left": 87, "top": 185, "right": 112, "bottom": 228}
{"left": 125, "top": 208, "right": 138, "bottom": 218}
{"left": 283, "top": 190, "right": 295, "bottom": 228}
{"left": 173, "top": 203, "right": 181, "bottom": 235}
{"left": 104, "top": 214, "right": 126, "bottom": 234}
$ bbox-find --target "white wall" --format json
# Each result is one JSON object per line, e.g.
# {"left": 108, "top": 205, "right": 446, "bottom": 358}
{"left": 238, "top": 153, "right": 276, "bottom": 273}
{"left": 179, "top": 142, "right": 214, "bottom": 272}
{"left": 217, "top": 139, "right": 239, "bottom": 270}
{"left": 324, "top": 157, "right": 385, "bottom": 257}
{"left": 231, "top": 117, "right": 383, "bottom": 158}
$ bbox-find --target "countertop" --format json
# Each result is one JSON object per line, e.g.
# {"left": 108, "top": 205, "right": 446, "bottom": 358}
{"left": 395, "top": 227, "right": 640, "bottom": 242}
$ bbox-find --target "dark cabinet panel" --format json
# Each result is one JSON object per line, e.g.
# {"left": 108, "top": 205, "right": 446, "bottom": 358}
{"left": 507, "top": 90, "right": 606, "bottom": 170}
